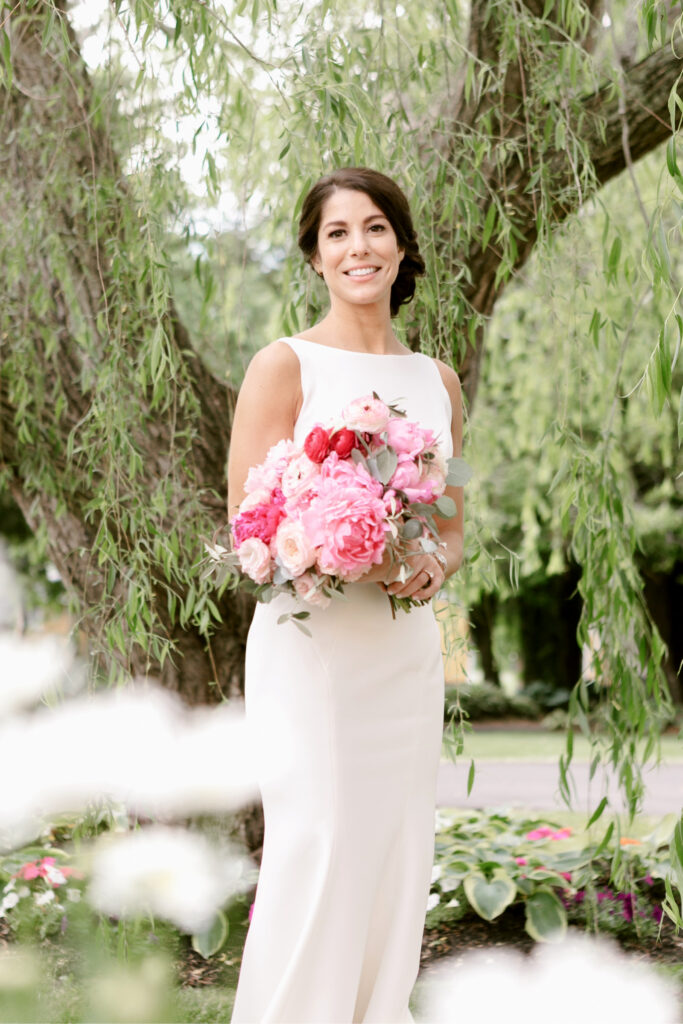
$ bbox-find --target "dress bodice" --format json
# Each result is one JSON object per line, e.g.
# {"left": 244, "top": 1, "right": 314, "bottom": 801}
{"left": 276, "top": 336, "right": 453, "bottom": 459}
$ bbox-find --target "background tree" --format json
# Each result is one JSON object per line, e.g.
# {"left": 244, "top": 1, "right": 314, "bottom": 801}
{"left": 0, "top": 1, "right": 680, "bottom": 825}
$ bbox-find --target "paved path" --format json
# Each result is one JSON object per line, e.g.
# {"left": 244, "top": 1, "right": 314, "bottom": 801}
{"left": 436, "top": 758, "right": 683, "bottom": 816}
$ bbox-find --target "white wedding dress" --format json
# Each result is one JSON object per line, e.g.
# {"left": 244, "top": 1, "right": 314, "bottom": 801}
{"left": 231, "top": 337, "right": 453, "bottom": 1024}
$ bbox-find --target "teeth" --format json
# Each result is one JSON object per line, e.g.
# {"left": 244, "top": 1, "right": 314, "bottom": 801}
{"left": 347, "top": 267, "right": 378, "bottom": 277}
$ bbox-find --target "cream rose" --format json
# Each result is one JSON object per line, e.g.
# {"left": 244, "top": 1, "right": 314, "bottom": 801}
{"left": 274, "top": 520, "right": 317, "bottom": 576}
{"left": 237, "top": 537, "right": 272, "bottom": 584}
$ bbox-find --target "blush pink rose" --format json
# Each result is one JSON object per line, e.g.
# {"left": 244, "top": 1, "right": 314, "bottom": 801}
{"left": 303, "top": 454, "right": 386, "bottom": 580}
{"left": 274, "top": 519, "right": 317, "bottom": 576}
{"left": 390, "top": 458, "right": 442, "bottom": 504}
{"left": 232, "top": 502, "right": 285, "bottom": 546}
{"left": 293, "top": 573, "right": 332, "bottom": 608}
{"left": 281, "top": 453, "right": 320, "bottom": 499}
{"left": 342, "top": 395, "right": 390, "bottom": 433}
{"left": 237, "top": 536, "right": 272, "bottom": 583}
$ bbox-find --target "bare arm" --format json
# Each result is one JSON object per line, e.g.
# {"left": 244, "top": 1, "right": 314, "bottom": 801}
{"left": 227, "top": 341, "right": 302, "bottom": 521}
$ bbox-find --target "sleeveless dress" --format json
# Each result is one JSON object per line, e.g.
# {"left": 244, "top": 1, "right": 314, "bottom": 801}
{"left": 231, "top": 337, "right": 453, "bottom": 1024}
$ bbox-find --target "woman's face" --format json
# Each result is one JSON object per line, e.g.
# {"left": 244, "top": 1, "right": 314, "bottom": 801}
{"left": 312, "top": 188, "right": 404, "bottom": 312}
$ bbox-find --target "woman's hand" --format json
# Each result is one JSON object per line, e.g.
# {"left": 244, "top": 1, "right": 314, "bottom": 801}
{"left": 361, "top": 538, "right": 446, "bottom": 601}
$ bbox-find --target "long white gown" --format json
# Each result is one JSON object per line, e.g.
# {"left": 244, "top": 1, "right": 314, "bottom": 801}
{"left": 231, "top": 337, "right": 453, "bottom": 1024}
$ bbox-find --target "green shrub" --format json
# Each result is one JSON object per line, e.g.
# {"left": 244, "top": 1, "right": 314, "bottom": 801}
{"left": 445, "top": 682, "right": 542, "bottom": 722}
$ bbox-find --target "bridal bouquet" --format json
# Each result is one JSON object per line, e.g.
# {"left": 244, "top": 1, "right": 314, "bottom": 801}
{"left": 204, "top": 393, "right": 471, "bottom": 627}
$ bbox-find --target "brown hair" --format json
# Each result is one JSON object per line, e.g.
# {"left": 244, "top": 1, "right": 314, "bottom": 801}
{"left": 297, "top": 167, "right": 425, "bottom": 317}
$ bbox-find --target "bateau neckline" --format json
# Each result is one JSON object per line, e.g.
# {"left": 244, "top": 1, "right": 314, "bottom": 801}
{"left": 281, "top": 336, "right": 421, "bottom": 358}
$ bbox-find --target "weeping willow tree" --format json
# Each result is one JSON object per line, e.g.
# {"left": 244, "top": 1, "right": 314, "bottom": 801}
{"left": 0, "top": 0, "right": 681, "bottom": 829}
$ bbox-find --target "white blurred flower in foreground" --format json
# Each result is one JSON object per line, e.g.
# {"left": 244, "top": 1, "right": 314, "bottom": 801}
{"left": 0, "top": 682, "right": 260, "bottom": 850}
{"left": 419, "top": 932, "right": 678, "bottom": 1023}
{"left": 0, "top": 634, "right": 82, "bottom": 717}
{"left": 88, "top": 825, "right": 251, "bottom": 933}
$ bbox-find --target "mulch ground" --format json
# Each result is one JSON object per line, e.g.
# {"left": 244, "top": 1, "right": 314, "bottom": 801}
{"left": 418, "top": 906, "right": 683, "bottom": 974}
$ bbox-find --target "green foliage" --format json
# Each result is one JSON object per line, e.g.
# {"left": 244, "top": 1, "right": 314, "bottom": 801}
{"left": 428, "top": 809, "right": 678, "bottom": 943}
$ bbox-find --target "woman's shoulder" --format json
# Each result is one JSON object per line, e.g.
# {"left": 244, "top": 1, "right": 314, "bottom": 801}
{"left": 243, "top": 338, "right": 301, "bottom": 380}
{"left": 429, "top": 356, "right": 462, "bottom": 405}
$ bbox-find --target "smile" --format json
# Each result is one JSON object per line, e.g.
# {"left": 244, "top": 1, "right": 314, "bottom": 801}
{"left": 345, "top": 267, "right": 380, "bottom": 277}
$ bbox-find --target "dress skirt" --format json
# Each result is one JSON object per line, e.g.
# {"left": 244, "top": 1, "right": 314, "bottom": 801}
{"left": 230, "top": 582, "right": 445, "bottom": 1023}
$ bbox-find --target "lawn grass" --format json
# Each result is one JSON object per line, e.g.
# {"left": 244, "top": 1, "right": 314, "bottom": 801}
{"left": 446, "top": 728, "right": 683, "bottom": 763}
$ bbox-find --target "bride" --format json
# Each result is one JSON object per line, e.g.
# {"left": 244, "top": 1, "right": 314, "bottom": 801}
{"left": 228, "top": 167, "right": 463, "bottom": 1023}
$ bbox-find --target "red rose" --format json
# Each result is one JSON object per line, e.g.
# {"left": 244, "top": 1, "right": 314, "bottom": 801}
{"left": 304, "top": 426, "right": 331, "bottom": 463}
{"left": 329, "top": 428, "right": 357, "bottom": 459}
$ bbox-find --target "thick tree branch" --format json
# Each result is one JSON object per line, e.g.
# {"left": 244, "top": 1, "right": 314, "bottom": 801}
{"left": 455, "top": 42, "right": 682, "bottom": 405}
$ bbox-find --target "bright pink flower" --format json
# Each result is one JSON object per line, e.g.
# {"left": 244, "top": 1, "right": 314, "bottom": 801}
{"left": 559, "top": 872, "right": 572, "bottom": 882}
{"left": 303, "top": 454, "right": 386, "bottom": 580}
{"left": 17, "top": 862, "right": 39, "bottom": 880}
{"left": 237, "top": 537, "right": 272, "bottom": 584}
{"left": 342, "top": 395, "right": 390, "bottom": 433}
{"left": 233, "top": 503, "right": 285, "bottom": 546}
{"left": 515, "top": 857, "right": 527, "bottom": 866}
{"left": 525, "top": 826, "right": 572, "bottom": 841}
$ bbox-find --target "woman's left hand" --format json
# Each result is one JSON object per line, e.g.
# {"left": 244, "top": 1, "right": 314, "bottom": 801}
{"left": 382, "top": 551, "right": 445, "bottom": 602}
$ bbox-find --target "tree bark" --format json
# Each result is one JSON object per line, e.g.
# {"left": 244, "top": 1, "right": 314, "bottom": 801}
{"left": 0, "top": 4, "right": 254, "bottom": 707}
{"left": 450, "top": 15, "right": 681, "bottom": 404}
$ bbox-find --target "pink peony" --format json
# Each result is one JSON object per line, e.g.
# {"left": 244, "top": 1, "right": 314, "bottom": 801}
{"left": 233, "top": 502, "right": 284, "bottom": 546}
{"left": 281, "top": 453, "right": 320, "bottom": 499}
{"left": 390, "top": 459, "right": 438, "bottom": 504}
{"left": 342, "top": 395, "right": 390, "bottom": 433}
{"left": 237, "top": 537, "right": 272, "bottom": 583}
{"left": 303, "top": 454, "right": 386, "bottom": 580}
{"left": 386, "top": 417, "right": 428, "bottom": 458}
{"left": 274, "top": 519, "right": 317, "bottom": 576}
{"left": 293, "top": 573, "right": 332, "bottom": 608}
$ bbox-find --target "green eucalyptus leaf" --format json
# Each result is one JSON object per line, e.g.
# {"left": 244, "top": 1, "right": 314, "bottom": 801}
{"left": 434, "top": 495, "right": 457, "bottom": 518}
{"left": 445, "top": 457, "right": 473, "bottom": 486}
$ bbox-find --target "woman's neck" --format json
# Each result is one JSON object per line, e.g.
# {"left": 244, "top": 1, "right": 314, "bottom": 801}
{"left": 305, "top": 307, "right": 403, "bottom": 355}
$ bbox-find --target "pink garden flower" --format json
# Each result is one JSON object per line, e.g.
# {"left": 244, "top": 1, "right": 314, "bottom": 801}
{"left": 342, "top": 395, "right": 391, "bottom": 433}
{"left": 390, "top": 459, "right": 440, "bottom": 504}
{"left": 525, "top": 826, "right": 572, "bottom": 841}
